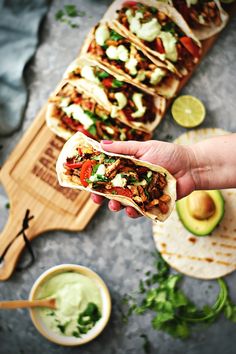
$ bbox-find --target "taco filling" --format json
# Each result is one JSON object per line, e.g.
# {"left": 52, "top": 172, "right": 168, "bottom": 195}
{"left": 64, "top": 146, "right": 171, "bottom": 214}
{"left": 50, "top": 83, "right": 150, "bottom": 141}
{"left": 67, "top": 64, "right": 157, "bottom": 124}
{"left": 88, "top": 24, "right": 176, "bottom": 92}
{"left": 172, "top": 0, "right": 222, "bottom": 29}
{"left": 116, "top": 1, "right": 200, "bottom": 71}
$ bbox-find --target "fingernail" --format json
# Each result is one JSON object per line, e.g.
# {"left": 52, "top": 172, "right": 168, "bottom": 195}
{"left": 102, "top": 140, "right": 113, "bottom": 144}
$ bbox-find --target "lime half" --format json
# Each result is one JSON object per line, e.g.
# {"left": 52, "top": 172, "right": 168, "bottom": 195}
{"left": 171, "top": 95, "right": 206, "bottom": 128}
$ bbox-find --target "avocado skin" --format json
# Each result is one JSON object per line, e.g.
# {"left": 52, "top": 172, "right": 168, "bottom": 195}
{"left": 176, "top": 190, "right": 225, "bottom": 237}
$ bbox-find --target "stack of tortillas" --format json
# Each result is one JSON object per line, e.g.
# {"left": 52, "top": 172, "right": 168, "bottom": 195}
{"left": 153, "top": 128, "right": 236, "bottom": 279}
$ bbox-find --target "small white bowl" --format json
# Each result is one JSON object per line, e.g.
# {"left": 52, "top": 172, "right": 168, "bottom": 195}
{"left": 29, "top": 264, "right": 111, "bottom": 346}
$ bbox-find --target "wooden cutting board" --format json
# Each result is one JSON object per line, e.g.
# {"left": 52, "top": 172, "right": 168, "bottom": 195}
{"left": 0, "top": 105, "right": 99, "bottom": 281}
{"left": 0, "top": 4, "right": 235, "bottom": 281}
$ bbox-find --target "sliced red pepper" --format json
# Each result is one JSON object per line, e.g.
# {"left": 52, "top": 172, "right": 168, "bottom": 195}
{"left": 76, "top": 126, "right": 96, "bottom": 139}
{"left": 155, "top": 38, "right": 165, "bottom": 54}
{"left": 123, "top": 1, "right": 137, "bottom": 7}
{"left": 64, "top": 161, "right": 83, "bottom": 169}
{"left": 80, "top": 160, "right": 96, "bottom": 187}
{"left": 77, "top": 147, "right": 82, "bottom": 155}
{"left": 180, "top": 36, "right": 200, "bottom": 59}
{"left": 102, "top": 77, "right": 113, "bottom": 88}
{"left": 110, "top": 187, "right": 133, "bottom": 198}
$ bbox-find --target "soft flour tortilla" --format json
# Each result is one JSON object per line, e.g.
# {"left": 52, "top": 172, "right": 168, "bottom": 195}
{"left": 178, "top": 0, "right": 229, "bottom": 41}
{"left": 81, "top": 22, "right": 180, "bottom": 99}
{"left": 56, "top": 132, "right": 176, "bottom": 222}
{"left": 153, "top": 128, "right": 236, "bottom": 279}
{"left": 63, "top": 56, "right": 166, "bottom": 133}
{"left": 102, "top": 0, "right": 201, "bottom": 74}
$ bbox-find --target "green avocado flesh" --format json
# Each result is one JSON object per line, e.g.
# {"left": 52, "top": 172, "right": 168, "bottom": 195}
{"left": 176, "top": 190, "right": 225, "bottom": 237}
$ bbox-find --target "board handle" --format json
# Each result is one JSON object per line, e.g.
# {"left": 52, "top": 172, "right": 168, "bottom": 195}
{"left": 0, "top": 208, "right": 38, "bottom": 281}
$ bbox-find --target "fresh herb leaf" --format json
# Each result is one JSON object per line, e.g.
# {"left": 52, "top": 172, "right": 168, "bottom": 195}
{"left": 57, "top": 323, "right": 68, "bottom": 334}
{"left": 72, "top": 331, "right": 81, "bottom": 338}
{"left": 112, "top": 79, "right": 124, "bottom": 88}
{"left": 110, "top": 29, "right": 124, "bottom": 41}
{"left": 104, "top": 157, "right": 116, "bottom": 163}
{"left": 97, "top": 70, "right": 110, "bottom": 79}
{"left": 55, "top": 9, "right": 64, "bottom": 21}
{"left": 161, "top": 22, "right": 176, "bottom": 35}
{"left": 5, "top": 203, "right": 10, "bottom": 209}
{"left": 87, "top": 125, "right": 97, "bottom": 136}
{"left": 64, "top": 4, "right": 78, "bottom": 17}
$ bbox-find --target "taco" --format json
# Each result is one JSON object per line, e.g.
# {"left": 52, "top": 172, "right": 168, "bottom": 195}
{"left": 56, "top": 132, "right": 176, "bottom": 222}
{"left": 63, "top": 56, "right": 166, "bottom": 132}
{"left": 170, "top": 0, "right": 229, "bottom": 40}
{"left": 81, "top": 22, "right": 180, "bottom": 98}
{"left": 46, "top": 80, "right": 151, "bottom": 141}
{"left": 102, "top": 0, "right": 202, "bottom": 75}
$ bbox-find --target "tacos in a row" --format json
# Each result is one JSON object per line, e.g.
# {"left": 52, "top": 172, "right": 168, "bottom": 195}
{"left": 63, "top": 57, "right": 166, "bottom": 132}
{"left": 102, "top": 0, "right": 202, "bottom": 75}
{"left": 81, "top": 22, "right": 180, "bottom": 98}
{"left": 168, "top": 0, "right": 229, "bottom": 40}
{"left": 56, "top": 132, "right": 176, "bottom": 222}
{"left": 46, "top": 80, "right": 151, "bottom": 141}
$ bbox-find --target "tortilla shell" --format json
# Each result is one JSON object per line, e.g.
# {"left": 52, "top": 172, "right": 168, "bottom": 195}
{"left": 63, "top": 56, "right": 167, "bottom": 132}
{"left": 80, "top": 23, "right": 180, "bottom": 99}
{"left": 153, "top": 128, "right": 236, "bottom": 279}
{"left": 56, "top": 132, "right": 176, "bottom": 222}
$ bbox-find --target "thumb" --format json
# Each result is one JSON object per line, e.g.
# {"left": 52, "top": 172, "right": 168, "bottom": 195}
{"left": 101, "top": 140, "right": 145, "bottom": 157}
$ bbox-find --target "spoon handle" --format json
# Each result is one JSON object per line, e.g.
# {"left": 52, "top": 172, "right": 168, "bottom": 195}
{"left": 0, "top": 298, "right": 56, "bottom": 309}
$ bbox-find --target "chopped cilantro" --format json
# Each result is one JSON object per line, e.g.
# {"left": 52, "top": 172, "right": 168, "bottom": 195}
{"left": 57, "top": 322, "right": 68, "bottom": 334}
{"left": 55, "top": 9, "right": 64, "bottom": 21}
{"left": 87, "top": 125, "right": 97, "bottom": 136}
{"left": 161, "top": 22, "right": 176, "bottom": 35}
{"left": 122, "top": 252, "right": 235, "bottom": 339}
{"left": 5, "top": 203, "right": 10, "bottom": 209}
{"left": 112, "top": 79, "right": 124, "bottom": 88}
{"left": 77, "top": 302, "right": 101, "bottom": 334}
{"left": 110, "top": 29, "right": 124, "bottom": 41}
{"left": 91, "top": 153, "right": 105, "bottom": 161}
{"left": 97, "top": 71, "right": 110, "bottom": 79}
{"left": 104, "top": 157, "right": 116, "bottom": 163}
{"left": 72, "top": 331, "right": 81, "bottom": 338}
{"left": 64, "top": 4, "right": 78, "bottom": 17}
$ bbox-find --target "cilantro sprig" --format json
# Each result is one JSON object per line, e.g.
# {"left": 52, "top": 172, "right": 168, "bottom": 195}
{"left": 55, "top": 4, "right": 86, "bottom": 29}
{"left": 123, "top": 253, "right": 236, "bottom": 340}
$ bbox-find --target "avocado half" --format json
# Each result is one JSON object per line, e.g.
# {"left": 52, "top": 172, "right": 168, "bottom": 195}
{"left": 176, "top": 190, "right": 225, "bottom": 236}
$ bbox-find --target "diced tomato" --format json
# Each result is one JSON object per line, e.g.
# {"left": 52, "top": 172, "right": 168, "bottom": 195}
{"left": 180, "top": 37, "right": 200, "bottom": 59}
{"left": 73, "top": 97, "right": 82, "bottom": 104}
{"left": 80, "top": 160, "right": 96, "bottom": 187}
{"left": 110, "top": 187, "right": 133, "bottom": 198}
{"left": 77, "top": 147, "right": 82, "bottom": 155}
{"left": 76, "top": 126, "right": 96, "bottom": 139}
{"left": 155, "top": 38, "right": 165, "bottom": 54}
{"left": 64, "top": 162, "right": 83, "bottom": 169}
{"left": 123, "top": 1, "right": 137, "bottom": 7}
{"left": 102, "top": 78, "right": 113, "bottom": 88}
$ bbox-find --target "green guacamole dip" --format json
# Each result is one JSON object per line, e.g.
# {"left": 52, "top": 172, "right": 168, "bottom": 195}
{"left": 36, "top": 271, "right": 102, "bottom": 337}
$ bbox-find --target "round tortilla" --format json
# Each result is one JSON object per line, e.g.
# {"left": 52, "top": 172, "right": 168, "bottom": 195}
{"left": 153, "top": 128, "right": 236, "bottom": 279}
{"left": 63, "top": 56, "right": 167, "bottom": 133}
{"left": 56, "top": 132, "right": 176, "bottom": 222}
{"left": 80, "top": 23, "right": 180, "bottom": 99}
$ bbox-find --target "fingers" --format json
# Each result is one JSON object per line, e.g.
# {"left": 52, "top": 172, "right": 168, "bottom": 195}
{"left": 91, "top": 193, "right": 104, "bottom": 205}
{"left": 101, "top": 140, "right": 145, "bottom": 158}
{"left": 91, "top": 193, "right": 142, "bottom": 218}
{"left": 125, "top": 206, "right": 142, "bottom": 218}
{"left": 108, "top": 200, "right": 123, "bottom": 212}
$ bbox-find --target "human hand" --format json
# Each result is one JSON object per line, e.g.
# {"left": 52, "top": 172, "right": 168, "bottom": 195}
{"left": 91, "top": 139, "right": 196, "bottom": 218}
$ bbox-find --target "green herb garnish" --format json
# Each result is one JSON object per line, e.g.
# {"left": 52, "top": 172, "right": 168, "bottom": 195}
{"left": 5, "top": 203, "right": 10, "bottom": 209}
{"left": 57, "top": 322, "right": 68, "bottom": 334}
{"left": 55, "top": 4, "right": 86, "bottom": 28}
{"left": 112, "top": 79, "right": 124, "bottom": 88}
{"left": 161, "top": 22, "right": 176, "bottom": 35}
{"left": 123, "top": 253, "right": 236, "bottom": 339}
{"left": 110, "top": 29, "right": 124, "bottom": 41}
{"left": 87, "top": 125, "right": 97, "bottom": 136}
{"left": 97, "top": 71, "right": 110, "bottom": 79}
{"left": 76, "top": 302, "right": 101, "bottom": 334}
{"left": 140, "top": 334, "right": 151, "bottom": 354}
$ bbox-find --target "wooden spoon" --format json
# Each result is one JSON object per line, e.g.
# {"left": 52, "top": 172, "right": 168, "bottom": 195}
{"left": 0, "top": 298, "right": 56, "bottom": 310}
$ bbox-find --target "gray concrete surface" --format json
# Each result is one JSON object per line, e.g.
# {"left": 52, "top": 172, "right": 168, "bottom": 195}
{"left": 0, "top": 1, "right": 236, "bottom": 353}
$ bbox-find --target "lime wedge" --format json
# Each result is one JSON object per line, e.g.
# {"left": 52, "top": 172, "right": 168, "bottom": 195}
{"left": 171, "top": 95, "right": 206, "bottom": 128}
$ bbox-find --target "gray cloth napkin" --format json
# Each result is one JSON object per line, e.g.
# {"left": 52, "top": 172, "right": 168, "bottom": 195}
{"left": 0, "top": 0, "right": 49, "bottom": 136}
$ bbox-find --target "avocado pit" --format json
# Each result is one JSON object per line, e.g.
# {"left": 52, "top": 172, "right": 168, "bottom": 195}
{"left": 187, "top": 191, "right": 216, "bottom": 220}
